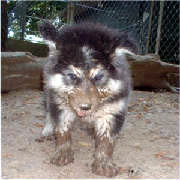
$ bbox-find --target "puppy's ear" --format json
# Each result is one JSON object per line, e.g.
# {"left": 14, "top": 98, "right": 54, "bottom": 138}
{"left": 110, "top": 32, "right": 138, "bottom": 66}
{"left": 38, "top": 20, "right": 57, "bottom": 42}
{"left": 38, "top": 20, "right": 58, "bottom": 52}
{"left": 115, "top": 48, "right": 135, "bottom": 59}
{"left": 111, "top": 47, "right": 136, "bottom": 67}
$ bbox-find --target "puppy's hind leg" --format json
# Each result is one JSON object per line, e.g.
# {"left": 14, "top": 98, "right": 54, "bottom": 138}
{"left": 42, "top": 112, "right": 54, "bottom": 137}
{"left": 35, "top": 113, "right": 54, "bottom": 143}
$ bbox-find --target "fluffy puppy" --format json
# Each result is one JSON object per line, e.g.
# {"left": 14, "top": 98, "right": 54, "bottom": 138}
{"left": 39, "top": 21, "right": 137, "bottom": 177}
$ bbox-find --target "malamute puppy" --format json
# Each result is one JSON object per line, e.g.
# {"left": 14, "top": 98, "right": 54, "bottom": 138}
{"left": 39, "top": 21, "right": 137, "bottom": 177}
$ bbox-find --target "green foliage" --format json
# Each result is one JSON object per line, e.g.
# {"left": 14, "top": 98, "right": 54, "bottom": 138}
{"left": 7, "top": 1, "right": 67, "bottom": 40}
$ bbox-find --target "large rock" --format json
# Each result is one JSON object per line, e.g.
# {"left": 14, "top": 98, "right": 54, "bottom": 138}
{"left": 1, "top": 52, "right": 45, "bottom": 92}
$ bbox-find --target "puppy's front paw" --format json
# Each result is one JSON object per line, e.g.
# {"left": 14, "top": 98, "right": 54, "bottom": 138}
{"left": 51, "top": 149, "right": 74, "bottom": 166}
{"left": 92, "top": 160, "right": 119, "bottom": 177}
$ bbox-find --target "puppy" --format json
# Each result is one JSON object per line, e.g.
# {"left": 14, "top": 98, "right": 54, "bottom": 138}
{"left": 39, "top": 21, "right": 137, "bottom": 177}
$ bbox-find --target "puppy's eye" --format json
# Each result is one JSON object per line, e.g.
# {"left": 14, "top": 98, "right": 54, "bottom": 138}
{"left": 67, "top": 73, "right": 77, "bottom": 81}
{"left": 94, "top": 74, "right": 104, "bottom": 81}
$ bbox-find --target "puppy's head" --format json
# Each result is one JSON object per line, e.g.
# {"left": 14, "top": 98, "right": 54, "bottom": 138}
{"left": 39, "top": 21, "right": 137, "bottom": 117}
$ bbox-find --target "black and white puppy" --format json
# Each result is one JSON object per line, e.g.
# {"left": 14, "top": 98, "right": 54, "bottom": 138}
{"left": 39, "top": 21, "right": 137, "bottom": 177}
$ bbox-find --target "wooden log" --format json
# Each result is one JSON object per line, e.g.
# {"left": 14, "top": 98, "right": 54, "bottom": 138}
{"left": 126, "top": 53, "right": 179, "bottom": 93}
{"left": 1, "top": 52, "right": 43, "bottom": 92}
{"left": 2, "top": 52, "right": 179, "bottom": 93}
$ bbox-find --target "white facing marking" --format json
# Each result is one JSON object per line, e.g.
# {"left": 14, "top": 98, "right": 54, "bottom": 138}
{"left": 48, "top": 74, "right": 63, "bottom": 89}
{"left": 68, "top": 65, "right": 83, "bottom": 78}
{"left": 89, "top": 64, "right": 103, "bottom": 78}
{"left": 89, "top": 68, "right": 99, "bottom": 78}
{"left": 106, "top": 78, "right": 123, "bottom": 95}
{"left": 48, "top": 74, "right": 73, "bottom": 93}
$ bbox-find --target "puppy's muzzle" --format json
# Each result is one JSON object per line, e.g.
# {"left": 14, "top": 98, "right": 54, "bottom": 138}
{"left": 80, "top": 103, "right": 92, "bottom": 111}
{"left": 69, "top": 80, "right": 100, "bottom": 118}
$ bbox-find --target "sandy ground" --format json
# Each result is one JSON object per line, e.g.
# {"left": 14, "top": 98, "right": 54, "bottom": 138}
{"left": 1, "top": 89, "right": 179, "bottom": 179}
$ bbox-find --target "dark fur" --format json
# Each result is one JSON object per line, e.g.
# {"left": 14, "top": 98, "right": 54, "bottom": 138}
{"left": 39, "top": 21, "right": 136, "bottom": 70}
{"left": 39, "top": 21, "right": 137, "bottom": 177}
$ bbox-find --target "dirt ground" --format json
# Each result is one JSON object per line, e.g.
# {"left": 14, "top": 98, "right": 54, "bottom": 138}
{"left": 1, "top": 89, "right": 179, "bottom": 179}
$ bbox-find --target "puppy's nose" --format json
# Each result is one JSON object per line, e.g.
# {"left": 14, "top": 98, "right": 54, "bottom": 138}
{"left": 80, "top": 103, "right": 92, "bottom": 111}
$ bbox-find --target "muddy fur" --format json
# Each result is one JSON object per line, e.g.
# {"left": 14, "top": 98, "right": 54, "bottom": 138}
{"left": 39, "top": 21, "right": 137, "bottom": 177}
